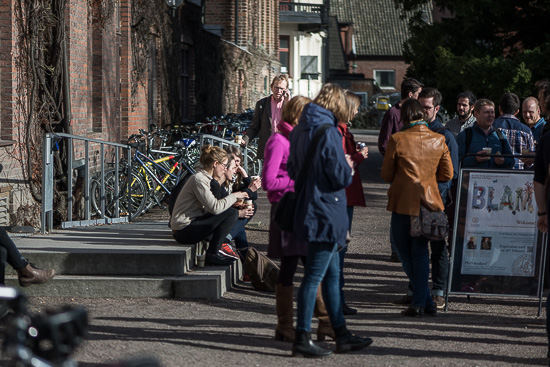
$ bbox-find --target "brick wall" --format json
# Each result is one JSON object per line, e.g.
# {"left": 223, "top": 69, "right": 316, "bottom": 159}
{"left": 0, "top": 0, "right": 38, "bottom": 222}
{"left": 353, "top": 59, "right": 409, "bottom": 93}
{"left": 0, "top": 0, "right": 153, "bottom": 225}
{"left": 204, "top": 0, "right": 278, "bottom": 55}
{"left": 120, "top": 0, "right": 148, "bottom": 137}
{"left": 202, "top": 0, "right": 280, "bottom": 114}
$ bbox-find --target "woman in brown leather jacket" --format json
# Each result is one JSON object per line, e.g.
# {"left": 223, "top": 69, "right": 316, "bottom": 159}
{"left": 381, "top": 98, "right": 453, "bottom": 317}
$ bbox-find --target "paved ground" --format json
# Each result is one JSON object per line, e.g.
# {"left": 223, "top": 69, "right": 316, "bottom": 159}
{"left": 2, "top": 133, "right": 549, "bottom": 366}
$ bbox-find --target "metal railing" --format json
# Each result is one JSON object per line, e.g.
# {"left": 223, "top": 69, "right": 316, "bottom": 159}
{"left": 279, "top": 1, "right": 323, "bottom": 13}
{"left": 199, "top": 134, "right": 250, "bottom": 170}
{"left": 41, "top": 133, "right": 132, "bottom": 233}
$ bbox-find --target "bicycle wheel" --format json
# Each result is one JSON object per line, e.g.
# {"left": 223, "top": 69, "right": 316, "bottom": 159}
{"left": 142, "top": 169, "right": 177, "bottom": 213}
{"left": 245, "top": 148, "right": 262, "bottom": 176}
{"left": 91, "top": 169, "right": 148, "bottom": 220}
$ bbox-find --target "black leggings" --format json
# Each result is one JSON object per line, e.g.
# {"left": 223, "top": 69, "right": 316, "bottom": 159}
{"left": 0, "top": 227, "right": 28, "bottom": 284}
{"left": 278, "top": 255, "right": 307, "bottom": 287}
{"left": 174, "top": 208, "right": 238, "bottom": 255}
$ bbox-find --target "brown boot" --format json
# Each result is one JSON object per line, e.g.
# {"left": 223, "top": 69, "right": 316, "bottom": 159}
{"left": 275, "top": 284, "right": 295, "bottom": 342}
{"left": 314, "top": 285, "right": 335, "bottom": 341}
{"left": 17, "top": 263, "right": 55, "bottom": 287}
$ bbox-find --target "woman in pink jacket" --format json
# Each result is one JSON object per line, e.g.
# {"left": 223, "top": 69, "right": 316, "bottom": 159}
{"left": 262, "top": 96, "right": 333, "bottom": 343}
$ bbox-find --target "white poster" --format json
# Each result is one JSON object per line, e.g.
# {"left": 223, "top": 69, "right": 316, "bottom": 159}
{"left": 461, "top": 172, "right": 537, "bottom": 277}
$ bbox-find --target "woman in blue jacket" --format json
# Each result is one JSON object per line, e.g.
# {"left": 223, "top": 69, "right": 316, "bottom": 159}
{"left": 287, "top": 84, "right": 373, "bottom": 357}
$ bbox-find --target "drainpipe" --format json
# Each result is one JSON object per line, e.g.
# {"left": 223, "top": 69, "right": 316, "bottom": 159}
{"left": 235, "top": 0, "right": 238, "bottom": 44}
{"left": 322, "top": 0, "right": 330, "bottom": 82}
{"left": 62, "top": 37, "right": 72, "bottom": 135}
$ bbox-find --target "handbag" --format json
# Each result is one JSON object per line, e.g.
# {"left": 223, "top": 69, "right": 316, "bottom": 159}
{"left": 273, "top": 124, "right": 332, "bottom": 232}
{"left": 410, "top": 205, "right": 449, "bottom": 241}
{"left": 243, "top": 247, "right": 279, "bottom": 292}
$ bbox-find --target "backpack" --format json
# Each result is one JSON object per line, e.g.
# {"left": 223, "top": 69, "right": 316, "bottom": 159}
{"left": 168, "top": 173, "right": 193, "bottom": 217}
{"left": 243, "top": 247, "right": 279, "bottom": 292}
{"left": 464, "top": 126, "right": 507, "bottom": 152}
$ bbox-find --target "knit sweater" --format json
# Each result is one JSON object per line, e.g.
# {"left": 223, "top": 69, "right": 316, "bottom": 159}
{"left": 169, "top": 170, "right": 237, "bottom": 230}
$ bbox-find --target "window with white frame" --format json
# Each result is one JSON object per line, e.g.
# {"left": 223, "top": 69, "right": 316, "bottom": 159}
{"left": 279, "top": 36, "right": 290, "bottom": 75}
{"left": 374, "top": 70, "right": 396, "bottom": 89}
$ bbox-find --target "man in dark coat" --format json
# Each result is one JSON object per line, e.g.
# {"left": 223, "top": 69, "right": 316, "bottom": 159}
{"left": 243, "top": 74, "right": 290, "bottom": 159}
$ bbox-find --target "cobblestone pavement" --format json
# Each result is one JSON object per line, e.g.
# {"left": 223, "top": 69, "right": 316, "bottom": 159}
{"left": 8, "top": 133, "right": 549, "bottom": 366}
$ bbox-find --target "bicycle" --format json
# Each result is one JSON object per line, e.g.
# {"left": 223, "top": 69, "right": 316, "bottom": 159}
{"left": 90, "top": 166, "right": 149, "bottom": 221}
{"left": 90, "top": 140, "right": 195, "bottom": 219}
{"left": 132, "top": 142, "right": 195, "bottom": 213}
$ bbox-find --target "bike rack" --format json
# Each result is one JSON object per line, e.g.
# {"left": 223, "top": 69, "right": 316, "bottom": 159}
{"left": 199, "top": 134, "right": 250, "bottom": 171}
{"left": 42, "top": 133, "right": 131, "bottom": 233}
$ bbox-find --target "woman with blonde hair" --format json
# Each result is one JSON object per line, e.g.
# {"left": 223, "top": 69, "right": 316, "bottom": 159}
{"left": 170, "top": 145, "right": 248, "bottom": 266}
{"left": 263, "top": 96, "right": 333, "bottom": 343}
{"left": 336, "top": 90, "right": 368, "bottom": 316}
{"left": 288, "top": 84, "right": 372, "bottom": 357}
{"left": 381, "top": 98, "right": 453, "bottom": 316}
{"left": 206, "top": 147, "right": 260, "bottom": 266}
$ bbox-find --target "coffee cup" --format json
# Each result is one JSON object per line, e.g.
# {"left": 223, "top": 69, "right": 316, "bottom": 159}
{"left": 245, "top": 199, "right": 253, "bottom": 209}
{"left": 482, "top": 147, "right": 492, "bottom": 154}
{"left": 251, "top": 175, "right": 260, "bottom": 181}
{"left": 234, "top": 135, "right": 243, "bottom": 144}
{"left": 196, "top": 254, "right": 206, "bottom": 268}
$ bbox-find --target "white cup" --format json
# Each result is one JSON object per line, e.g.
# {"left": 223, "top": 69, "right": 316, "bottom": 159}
{"left": 482, "top": 147, "right": 492, "bottom": 154}
{"left": 196, "top": 254, "right": 206, "bottom": 268}
{"left": 234, "top": 135, "right": 243, "bottom": 144}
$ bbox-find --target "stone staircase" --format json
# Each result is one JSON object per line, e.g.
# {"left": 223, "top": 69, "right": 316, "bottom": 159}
{"left": 5, "top": 222, "right": 243, "bottom": 299}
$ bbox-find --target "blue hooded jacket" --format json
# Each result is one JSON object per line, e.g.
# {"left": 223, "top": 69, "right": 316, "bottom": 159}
{"left": 428, "top": 117, "right": 458, "bottom": 205}
{"left": 287, "top": 103, "right": 352, "bottom": 245}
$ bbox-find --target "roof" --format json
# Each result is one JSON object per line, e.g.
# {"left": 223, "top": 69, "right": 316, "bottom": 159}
{"left": 332, "top": 0, "right": 433, "bottom": 57}
{"left": 330, "top": 0, "right": 353, "bottom": 24}
{"left": 328, "top": 16, "right": 348, "bottom": 71}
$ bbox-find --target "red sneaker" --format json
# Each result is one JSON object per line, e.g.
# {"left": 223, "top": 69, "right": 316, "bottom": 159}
{"left": 219, "top": 243, "right": 239, "bottom": 260}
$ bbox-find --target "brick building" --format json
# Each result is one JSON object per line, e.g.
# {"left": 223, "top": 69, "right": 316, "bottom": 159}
{"left": 0, "top": 0, "right": 174, "bottom": 226}
{"left": 200, "top": 0, "right": 281, "bottom": 114}
{"left": 329, "top": 0, "right": 432, "bottom": 98}
{"left": 0, "top": 0, "right": 281, "bottom": 226}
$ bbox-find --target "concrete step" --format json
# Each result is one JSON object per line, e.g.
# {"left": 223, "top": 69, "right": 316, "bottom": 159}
{"left": 8, "top": 247, "right": 195, "bottom": 276}
{"left": 6, "top": 261, "right": 243, "bottom": 299}
{"left": 7, "top": 222, "right": 244, "bottom": 299}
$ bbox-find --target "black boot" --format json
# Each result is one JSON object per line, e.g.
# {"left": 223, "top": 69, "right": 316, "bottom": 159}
{"left": 342, "top": 303, "right": 358, "bottom": 315}
{"left": 292, "top": 330, "right": 332, "bottom": 358}
{"left": 334, "top": 326, "right": 373, "bottom": 353}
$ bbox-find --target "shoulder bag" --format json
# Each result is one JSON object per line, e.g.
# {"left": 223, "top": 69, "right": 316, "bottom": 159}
{"left": 410, "top": 205, "right": 449, "bottom": 241}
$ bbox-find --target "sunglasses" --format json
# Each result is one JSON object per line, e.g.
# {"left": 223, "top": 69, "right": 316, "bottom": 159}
{"left": 217, "top": 161, "right": 230, "bottom": 170}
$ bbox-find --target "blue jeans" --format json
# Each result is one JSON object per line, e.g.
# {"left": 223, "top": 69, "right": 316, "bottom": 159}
{"left": 296, "top": 242, "right": 345, "bottom": 332}
{"left": 402, "top": 240, "right": 449, "bottom": 297}
{"left": 228, "top": 217, "right": 250, "bottom": 258}
{"left": 430, "top": 240, "right": 449, "bottom": 296}
{"left": 391, "top": 212, "right": 432, "bottom": 308}
{"left": 390, "top": 227, "right": 398, "bottom": 254}
{"left": 338, "top": 206, "right": 354, "bottom": 304}
{"left": 228, "top": 202, "right": 256, "bottom": 258}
